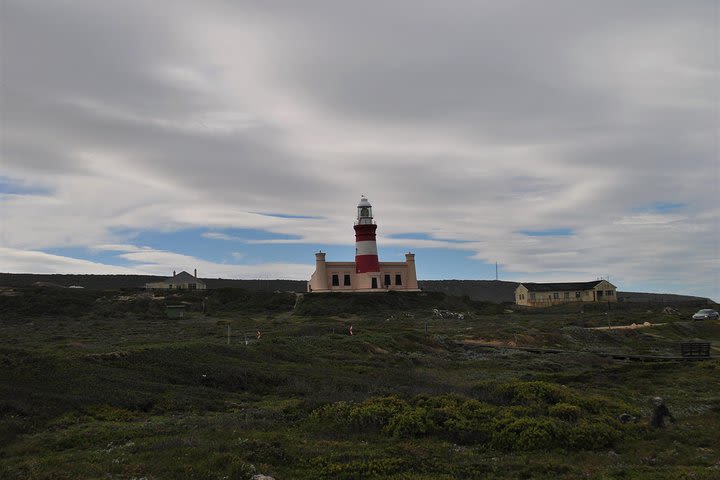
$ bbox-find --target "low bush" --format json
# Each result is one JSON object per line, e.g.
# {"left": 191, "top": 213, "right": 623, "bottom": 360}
{"left": 566, "top": 418, "right": 623, "bottom": 450}
{"left": 383, "top": 406, "right": 433, "bottom": 437}
{"left": 310, "top": 383, "right": 634, "bottom": 453}
{"left": 548, "top": 402, "right": 582, "bottom": 422}
{"left": 491, "top": 417, "right": 566, "bottom": 451}
{"left": 494, "top": 380, "right": 572, "bottom": 406}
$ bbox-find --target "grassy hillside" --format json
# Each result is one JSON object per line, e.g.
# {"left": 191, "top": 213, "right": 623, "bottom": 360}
{"left": 0, "top": 287, "right": 718, "bottom": 479}
{"left": 2, "top": 274, "right": 713, "bottom": 305}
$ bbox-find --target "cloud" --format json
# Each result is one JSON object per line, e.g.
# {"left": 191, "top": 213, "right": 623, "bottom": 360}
{"left": 0, "top": 0, "right": 717, "bottom": 298}
{"left": 0, "top": 247, "right": 142, "bottom": 275}
{"left": 1, "top": 245, "right": 314, "bottom": 280}
{"left": 201, "top": 232, "right": 245, "bottom": 242}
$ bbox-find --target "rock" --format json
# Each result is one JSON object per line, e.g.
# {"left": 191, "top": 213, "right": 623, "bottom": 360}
{"left": 252, "top": 475, "right": 276, "bottom": 480}
{"left": 618, "top": 413, "right": 636, "bottom": 423}
{"left": 432, "top": 308, "right": 466, "bottom": 320}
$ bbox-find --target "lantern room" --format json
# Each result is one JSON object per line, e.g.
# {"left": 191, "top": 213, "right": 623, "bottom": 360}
{"left": 356, "top": 196, "right": 374, "bottom": 225}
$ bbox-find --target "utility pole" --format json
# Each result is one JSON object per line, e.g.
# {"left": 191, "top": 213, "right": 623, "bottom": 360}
{"left": 495, "top": 262, "right": 498, "bottom": 280}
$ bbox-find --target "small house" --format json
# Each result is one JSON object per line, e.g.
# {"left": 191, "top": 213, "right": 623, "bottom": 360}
{"left": 146, "top": 269, "right": 206, "bottom": 291}
{"left": 515, "top": 280, "right": 617, "bottom": 307}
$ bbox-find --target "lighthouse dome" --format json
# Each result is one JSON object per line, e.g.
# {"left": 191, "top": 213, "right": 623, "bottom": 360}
{"left": 356, "top": 196, "right": 374, "bottom": 224}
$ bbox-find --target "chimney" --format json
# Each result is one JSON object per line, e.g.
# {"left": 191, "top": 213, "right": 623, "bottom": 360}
{"left": 173, "top": 270, "right": 176, "bottom": 277}
{"left": 194, "top": 268, "right": 197, "bottom": 278}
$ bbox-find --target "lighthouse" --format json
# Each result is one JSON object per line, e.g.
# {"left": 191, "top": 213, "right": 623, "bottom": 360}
{"left": 307, "top": 196, "right": 420, "bottom": 292}
{"left": 354, "top": 196, "right": 380, "bottom": 273}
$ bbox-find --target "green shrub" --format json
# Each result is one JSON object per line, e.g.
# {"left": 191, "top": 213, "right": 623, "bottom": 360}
{"left": 425, "top": 395, "right": 496, "bottom": 444}
{"left": 349, "top": 396, "right": 407, "bottom": 431}
{"left": 491, "top": 417, "right": 567, "bottom": 451}
{"left": 310, "top": 401, "right": 354, "bottom": 430}
{"left": 565, "top": 419, "right": 623, "bottom": 450}
{"left": 310, "top": 396, "right": 408, "bottom": 433}
{"left": 383, "top": 406, "right": 433, "bottom": 437}
{"left": 495, "top": 381, "right": 572, "bottom": 406}
{"left": 548, "top": 402, "right": 582, "bottom": 422}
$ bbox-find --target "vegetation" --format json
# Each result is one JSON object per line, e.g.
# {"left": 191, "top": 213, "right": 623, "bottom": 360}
{"left": 0, "top": 287, "right": 718, "bottom": 479}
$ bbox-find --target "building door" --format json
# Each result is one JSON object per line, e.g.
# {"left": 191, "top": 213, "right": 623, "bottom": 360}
{"left": 371, "top": 278, "right": 378, "bottom": 289}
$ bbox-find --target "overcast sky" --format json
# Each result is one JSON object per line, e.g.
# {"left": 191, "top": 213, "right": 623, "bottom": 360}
{"left": 1, "top": 0, "right": 718, "bottom": 299}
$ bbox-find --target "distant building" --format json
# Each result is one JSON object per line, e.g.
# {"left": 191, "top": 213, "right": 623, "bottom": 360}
{"left": 146, "top": 269, "right": 206, "bottom": 291}
{"left": 308, "top": 196, "right": 420, "bottom": 292}
{"left": 515, "top": 280, "right": 617, "bottom": 307}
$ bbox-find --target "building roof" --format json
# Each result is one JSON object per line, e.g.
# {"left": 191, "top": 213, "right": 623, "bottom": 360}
{"left": 165, "top": 271, "right": 204, "bottom": 284}
{"left": 357, "top": 196, "right": 372, "bottom": 207}
{"left": 518, "top": 280, "right": 610, "bottom": 292}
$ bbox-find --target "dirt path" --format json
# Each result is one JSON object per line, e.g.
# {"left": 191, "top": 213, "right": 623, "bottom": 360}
{"left": 589, "top": 322, "right": 665, "bottom": 331}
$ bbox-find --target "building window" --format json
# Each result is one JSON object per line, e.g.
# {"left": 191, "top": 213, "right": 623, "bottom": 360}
{"left": 564, "top": 292, "right": 570, "bottom": 299}
{"left": 553, "top": 292, "right": 559, "bottom": 299}
{"left": 597, "top": 290, "right": 604, "bottom": 298}
{"left": 189, "top": 283, "right": 197, "bottom": 290}
{"left": 395, "top": 274, "right": 402, "bottom": 285}
{"left": 332, "top": 274, "right": 339, "bottom": 286}
{"left": 575, "top": 291, "right": 581, "bottom": 298}
{"left": 606, "top": 290, "right": 614, "bottom": 296}
{"left": 344, "top": 274, "right": 351, "bottom": 286}
{"left": 384, "top": 274, "right": 391, "bottom": 286}
{"left": 530, "top": 293, "right": 536, "bottom": 300}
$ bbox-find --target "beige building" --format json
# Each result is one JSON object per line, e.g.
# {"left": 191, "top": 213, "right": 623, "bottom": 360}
{"left": 146, "top": 270, "right": 206, "bottom": 291}
{"left": 515, "top": 280, "right": 617, "bottom": 307}
{"left": 308, "top": 251, "right": 420, "bottom": 293}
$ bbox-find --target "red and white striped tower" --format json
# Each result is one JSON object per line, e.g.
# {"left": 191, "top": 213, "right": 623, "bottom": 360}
{"left": 354, "top": 196, "right": 380, "bottom": 273}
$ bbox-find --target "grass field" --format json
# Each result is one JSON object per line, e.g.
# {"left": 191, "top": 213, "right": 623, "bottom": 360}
{"left": 1, "top": 287, "right": 718, "bottom": 479}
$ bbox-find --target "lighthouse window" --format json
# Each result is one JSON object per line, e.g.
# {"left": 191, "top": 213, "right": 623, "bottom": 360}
{"left": 331, "top": 274, "right": 339, "bottom": 286}
{"left": 384, "top": 274, "right": 391, "bottom": 286}
{"left": 395, "top": 274, "right": 402, "bottom": 285}
{"left": 344, "top": 274, "right": 351, "bottom": 286}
